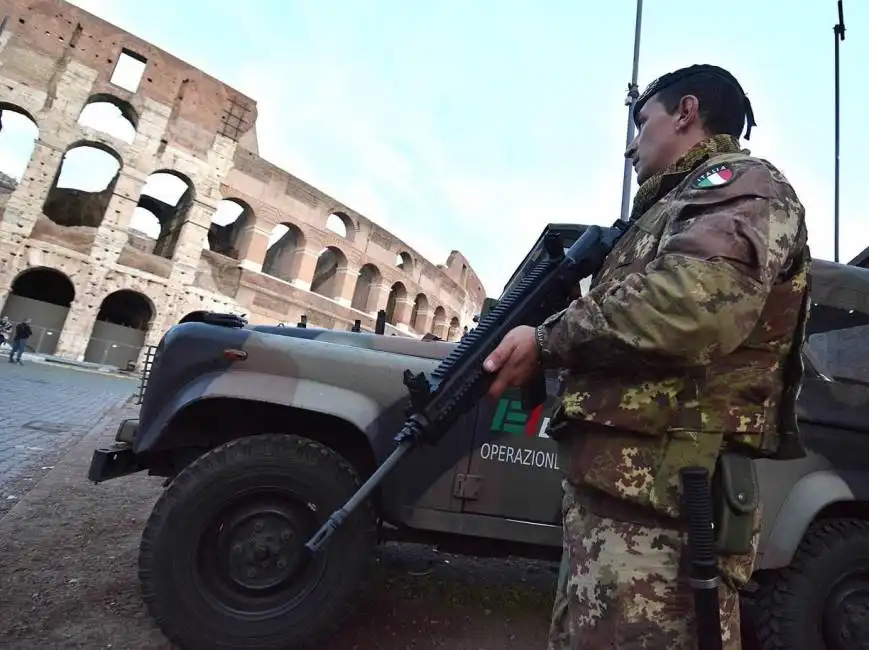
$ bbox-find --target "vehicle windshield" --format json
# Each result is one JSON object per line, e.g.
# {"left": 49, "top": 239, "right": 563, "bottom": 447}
{"left": 497, "top": 224, "right": 590, "bottom": 299}
{"left": 804, "top": 260, "right": 869, "bottom": 386}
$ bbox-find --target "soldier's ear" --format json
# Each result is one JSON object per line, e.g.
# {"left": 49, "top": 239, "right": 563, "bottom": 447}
{"left": 676, "top": 95, "right": 701, "bottom": 131}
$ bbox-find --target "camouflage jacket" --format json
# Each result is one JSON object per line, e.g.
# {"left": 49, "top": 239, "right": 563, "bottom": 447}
{"left": 538, "top": 151, "right": 811, "bottom": 519}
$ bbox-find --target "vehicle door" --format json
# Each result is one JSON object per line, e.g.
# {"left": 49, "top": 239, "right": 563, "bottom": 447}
{"left": 457, "top": 370, "right": 564, "bottom": 526}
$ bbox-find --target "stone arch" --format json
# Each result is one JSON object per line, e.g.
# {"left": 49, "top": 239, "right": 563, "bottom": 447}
{"left": 205, "top": 198, "right": 252, "bottom": 259}
{"left": 310, "top": 246, "right": 348, "bottom": 298}
{"left": 262, "top": 223, "right": 306, "bottom": 282}
{"left": 325, "top": 210, "right": 357, "bottom": 242}
{"left": 0, "top": 266, "right": 75, "bottom": 355}
{"left": 351, "top": 263, "right": 381, "bottom": 312}
{"left": 84, "top": 289, "right": 155, "bottom": 367}
{"left": 447, "top": 316, "right": 461, "bottom": 341}
{"left": 395, "top": 251, "right": 414, "bottom": 275}
{"left": 42, "top": 140, "right": 122, "bottom": 230}
{"left": 0, "top": 103, "right": 39, "bottom": 186}
{"left": 431, "top": 306, "right": 447, "bottom": 338}
{"left": 128, "top": 169, "right": 195, "bottom": 259}
{"left": 76, "top": 93, "right": 137, "bottom": 144}
{"left": 385, "top": 281, "right": 408, "bottom": 325}
{"left": 410, "top": 293, "right": 428, "bottom": 332}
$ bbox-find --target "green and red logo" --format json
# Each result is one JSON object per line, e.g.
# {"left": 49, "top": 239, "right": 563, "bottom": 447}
{"left": 490, "top": 398, "right": 550, "bottom": 438}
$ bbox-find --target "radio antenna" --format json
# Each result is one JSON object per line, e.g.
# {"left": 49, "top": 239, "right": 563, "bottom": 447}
{"left": 833, "top": 0, "right": 845, "bottom": 262}
{"left": 618, "top": 0, "right": 644, "bottom": 222}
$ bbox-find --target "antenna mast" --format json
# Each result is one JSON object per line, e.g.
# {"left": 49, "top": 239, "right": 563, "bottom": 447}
{"left": 619, "top": 0, "right": 644, "bottom": 222}
{"left": 833, "top": 0, "right": 845, "bottom": 263}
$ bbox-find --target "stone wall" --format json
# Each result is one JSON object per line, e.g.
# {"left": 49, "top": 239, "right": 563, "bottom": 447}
{"left": 0, "top": 0, "right": 484, "bottom": 366}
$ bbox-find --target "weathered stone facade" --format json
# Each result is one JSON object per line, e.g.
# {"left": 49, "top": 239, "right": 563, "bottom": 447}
{"left": 0, "top": 1, "right": 485, "bottom": 368}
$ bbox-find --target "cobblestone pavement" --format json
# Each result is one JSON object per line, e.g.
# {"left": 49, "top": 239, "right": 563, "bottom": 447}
{"left": 0, "top": 360, "right": 136, "bottom": 515}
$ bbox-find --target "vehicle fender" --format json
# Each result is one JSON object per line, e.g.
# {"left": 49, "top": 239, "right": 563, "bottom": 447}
{"left": 133, "top": 369, "right": 383, "bottom": 454}
{"left": 759, "top": 469, "right": 869, "bottom": 570}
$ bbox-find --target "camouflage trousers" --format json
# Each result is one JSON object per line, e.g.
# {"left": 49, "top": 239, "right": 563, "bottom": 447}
{"left": 547, "top": 479, "right": 759, "bottom": 649}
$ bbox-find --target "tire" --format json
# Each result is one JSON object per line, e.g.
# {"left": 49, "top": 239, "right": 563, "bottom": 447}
{"left": 138, "top": 434, "right": 377, "bottom": 650}
{"left": 754, "top": 517, "right": 869, "bottom": 650}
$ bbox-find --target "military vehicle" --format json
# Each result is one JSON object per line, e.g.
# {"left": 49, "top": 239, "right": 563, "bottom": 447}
{"left": 88, "top": 223, "right": 869, "bottom": 650}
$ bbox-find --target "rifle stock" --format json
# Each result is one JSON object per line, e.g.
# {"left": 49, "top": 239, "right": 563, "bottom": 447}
{"left": 305, "top": 220, "right": 629, "bottom": 553}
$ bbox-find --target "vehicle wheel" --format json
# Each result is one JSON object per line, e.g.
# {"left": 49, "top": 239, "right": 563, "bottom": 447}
{"left": 754, "top": 517, "right": 869, "bottom": 650}
{"left": 138, "top": 434, "right": 377, "bottom": 650}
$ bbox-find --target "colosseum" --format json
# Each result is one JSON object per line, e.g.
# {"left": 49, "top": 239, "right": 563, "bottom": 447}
{"left": 0, "top": 1, "right": 486, "bottom": 369}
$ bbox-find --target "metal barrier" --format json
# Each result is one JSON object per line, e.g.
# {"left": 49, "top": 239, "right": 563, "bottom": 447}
{"left": 134, "top": 344, "right": 157, "bottom": 405}
{"left": 83, "top": 336, "right": 146, "bottom": 369}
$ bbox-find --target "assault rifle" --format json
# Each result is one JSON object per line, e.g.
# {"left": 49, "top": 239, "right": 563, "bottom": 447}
{"left": 305, "top": 219, "right": 630, "bottom": 553}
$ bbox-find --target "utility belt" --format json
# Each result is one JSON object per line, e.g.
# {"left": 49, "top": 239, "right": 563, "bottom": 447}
{"left": 577, "top": 452, "right": 760, "bottom": 556}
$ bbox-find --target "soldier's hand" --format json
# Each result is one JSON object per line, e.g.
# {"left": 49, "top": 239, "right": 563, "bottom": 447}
{"left": 483, "top": 326, "right": 540, "bottom": 399}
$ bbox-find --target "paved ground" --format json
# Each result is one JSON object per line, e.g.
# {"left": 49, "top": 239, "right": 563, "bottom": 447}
{"left": 0, "top": 359, "right": 136, "bottom": 515}
{"left": 0, "top": 400, "right": 558, "bottom": 649}
{"left": 0, "top": 362, "right": 763, "bottom": 649}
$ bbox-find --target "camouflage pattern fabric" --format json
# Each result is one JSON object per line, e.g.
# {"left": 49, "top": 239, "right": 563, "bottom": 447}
{"left": 536, "top": 133, "right": 809, "bottom": 648}
{"left": 629, "top": 133, "right": 744, "bottom": 220}
{"left": 546, "top": 479, "right": 756, "bottom": 649}
{"left": 538, "top": 135, "right": 810, "bottom": 519}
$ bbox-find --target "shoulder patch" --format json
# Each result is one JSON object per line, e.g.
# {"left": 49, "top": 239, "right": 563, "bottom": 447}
{"left": 693, "top": 163, "right": 735, "bottom": 189}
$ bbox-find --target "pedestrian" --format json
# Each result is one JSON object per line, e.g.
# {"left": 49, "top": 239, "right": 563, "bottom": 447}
{"left": 9, "top": 317, "right": 33, "bottom": 364}
{"left": 0, "top": 315, "right": 11, "bottom": 348}
{"left": 482, "top": 64, "right": 810, "bottom": 649}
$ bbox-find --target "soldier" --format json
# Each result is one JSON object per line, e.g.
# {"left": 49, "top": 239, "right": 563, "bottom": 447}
{"left": 483, "top": 64, "right": 811, "bottom": 649}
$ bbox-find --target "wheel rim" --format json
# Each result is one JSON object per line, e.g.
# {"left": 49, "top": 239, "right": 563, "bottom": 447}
{"left": 822, "top": 570, "right": 869, "bottom": 650}
{"left": 194, "top": 487, "right": 328, "bottom": 619}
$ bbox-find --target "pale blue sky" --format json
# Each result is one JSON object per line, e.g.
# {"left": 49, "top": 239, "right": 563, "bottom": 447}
{"left": 5, "top": 1, "right": 866, "bottom": 295}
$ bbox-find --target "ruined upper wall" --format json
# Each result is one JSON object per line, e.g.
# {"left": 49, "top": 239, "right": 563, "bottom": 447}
{"left": 0, "top": 0, "right": 258, "bottom": 160}
{"left": 2, "top": 1, "right": 487, "bottom": 302}
{"left": 224, "top": 148, "right": 487, "bottom": 305}
{"left": 0, "top": 0, "right": 486, "bottom": 327}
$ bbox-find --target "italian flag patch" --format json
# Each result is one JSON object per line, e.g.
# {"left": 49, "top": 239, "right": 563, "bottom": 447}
{"left": 693, "top": 164, "right": 734, "bottom": 189}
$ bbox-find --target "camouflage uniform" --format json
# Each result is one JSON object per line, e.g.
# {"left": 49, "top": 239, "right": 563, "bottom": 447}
{"left": 537, "top": 133, "right": 811, "bottom": 649}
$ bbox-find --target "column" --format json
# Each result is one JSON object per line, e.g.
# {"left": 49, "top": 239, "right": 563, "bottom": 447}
{"left": 392, "top": 296, "right": 414, "bottom": 326}
{"left": 369, "top": 282, "right": 392, "bottom": 314}
{"left": 291, "top": 249, "right": 319, "bottom": 291}
{"left": 236, "top": 223, "right": 271, "bottom": 273}
{"left": 169, "top": 200, "right": 215, "bottom": 284}
{"left": 88, "top": 170, "right": 146, "bottom": 265}
{"left": 54, "top": 299, "right": 101, "bottom": 362}
{"left": 0, "top": 140, "right": 65, "bottom": 240}
{"left": 413, "top": 308, "right": 433, "bottom": 334}
{"left": 334, "top": 267, "right": 358, "bottom": 307}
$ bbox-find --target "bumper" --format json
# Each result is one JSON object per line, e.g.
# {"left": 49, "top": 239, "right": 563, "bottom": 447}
{"left": 87, "top": 418, "right": 144, "bottom": 483}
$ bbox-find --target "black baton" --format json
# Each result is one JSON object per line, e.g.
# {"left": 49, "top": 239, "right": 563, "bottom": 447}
{"left": 680, "top": 466, "right": 723, "bottom": 650}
